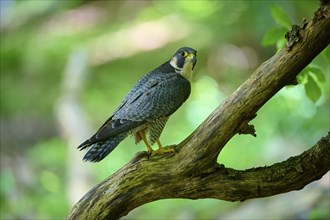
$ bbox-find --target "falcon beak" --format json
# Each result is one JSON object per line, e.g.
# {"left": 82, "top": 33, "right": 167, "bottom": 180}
{"left": 187, "top": 53, "right": 197, "bottom": 70}
{"left": 187, "top": 53, "right": 196, "bottom": 64}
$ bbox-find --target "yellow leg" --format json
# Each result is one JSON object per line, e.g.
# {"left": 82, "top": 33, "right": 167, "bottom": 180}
{"left": 156, "top": 139, "right": 163, "bottom": 150}
{"left": 152, "top": 138, "right": 175, "bottom": 155}
{"left": 138, "top": 130, "right": 154, "bottom": 153}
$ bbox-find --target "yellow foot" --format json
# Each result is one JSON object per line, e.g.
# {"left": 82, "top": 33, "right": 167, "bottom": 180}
{"left": 150, "top": 145, "right": 176, "bottom": 156}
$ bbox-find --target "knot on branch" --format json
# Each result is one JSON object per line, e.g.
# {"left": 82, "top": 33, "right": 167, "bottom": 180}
{"left": 285, "top": 18, "right": 308, "bottom": 51}
{"left": 313, "top": 6, "right": 329, "bottom": 27}
{"left": 237, "top": 122, "right": 256, "bottom": 137}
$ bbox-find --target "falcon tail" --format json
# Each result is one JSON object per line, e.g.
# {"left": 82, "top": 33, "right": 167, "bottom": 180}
{"left": 78, "top": 132, "right": 128, "bottom": 162}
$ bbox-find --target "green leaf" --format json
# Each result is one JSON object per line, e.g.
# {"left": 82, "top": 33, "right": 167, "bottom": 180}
{"left": 262, "top": 27, "right": 287, "bottom": 46}
{"left": 304, "top": 75, "right": 322, "bottom": 103}
{"left": 308, "top": 66, "right": 326, "bottom": 82}
{"left": 270, "top": 6, "right": 291, "bottom": 29}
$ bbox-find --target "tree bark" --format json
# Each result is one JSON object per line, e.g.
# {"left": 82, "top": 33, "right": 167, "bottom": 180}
{"left": 67, "top": 4, "right": 330, "bottom": 220}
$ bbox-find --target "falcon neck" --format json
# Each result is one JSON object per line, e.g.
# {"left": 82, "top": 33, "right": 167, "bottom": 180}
{"left": 168, "top": 60, "right": 193, "bottom": 82}
{"left": 180, "top": 62, "right": 193, "bottom": 82}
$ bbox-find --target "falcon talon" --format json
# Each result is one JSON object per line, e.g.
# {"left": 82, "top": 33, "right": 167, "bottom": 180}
{"left": 151, "top": 147, "right": 176, "bottom": 156}
{"left": 162, "top": 145, "right": 177, "bottom": 153}
{"left": 77, "top": 47, "right": 197, "bottom": 162}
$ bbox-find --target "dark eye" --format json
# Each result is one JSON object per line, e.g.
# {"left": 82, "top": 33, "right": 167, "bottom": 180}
{"left": 180, "top": 51, "right": 186, "bottom": 57}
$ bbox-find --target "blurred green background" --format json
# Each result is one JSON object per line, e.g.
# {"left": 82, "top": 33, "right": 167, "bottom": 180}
{"left": 0, "top": 0, "right": 329, "bottom": 219}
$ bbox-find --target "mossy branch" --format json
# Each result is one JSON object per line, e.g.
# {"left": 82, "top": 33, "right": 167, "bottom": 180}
{"left": 67, "top": 4, "right": 330, "bottom": 220}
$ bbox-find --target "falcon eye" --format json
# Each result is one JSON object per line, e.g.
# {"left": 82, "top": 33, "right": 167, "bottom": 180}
{"left": 180, "top": 51, "right": 187, "bottom": 57}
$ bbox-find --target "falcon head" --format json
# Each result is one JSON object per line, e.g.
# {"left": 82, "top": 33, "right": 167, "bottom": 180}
{"left": 170, "top": 47, "right": 197, "bottom": 81}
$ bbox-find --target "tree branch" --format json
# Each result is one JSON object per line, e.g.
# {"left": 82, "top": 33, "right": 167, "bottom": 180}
{"left": 67, "top": 4, "right": 330, "bottom": 220}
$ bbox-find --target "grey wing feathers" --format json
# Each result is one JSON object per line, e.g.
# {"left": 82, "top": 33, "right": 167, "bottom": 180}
{"left": 77, "top": 118, "right": 143, "bottom": 150}
{"left": 114, "top": 71, "right": 191, "bottom": 121}
{"left": 112, "top": 72, "right": 154, "bottom": 115}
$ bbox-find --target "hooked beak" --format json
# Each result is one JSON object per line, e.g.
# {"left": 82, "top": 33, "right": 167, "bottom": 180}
{"left": 187, "top": 53, "right": 197, "bottom": 69}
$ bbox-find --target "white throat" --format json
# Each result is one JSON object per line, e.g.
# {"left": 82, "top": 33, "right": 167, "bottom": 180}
{"left": 170, "top": 58, "right": 193, "bottom": 82}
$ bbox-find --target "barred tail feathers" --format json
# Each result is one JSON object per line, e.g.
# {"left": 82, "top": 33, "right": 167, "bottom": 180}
{"left": 82, "top": 132, "right": 128, "bottom": 162}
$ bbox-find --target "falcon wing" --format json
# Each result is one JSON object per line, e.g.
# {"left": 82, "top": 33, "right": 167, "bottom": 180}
{"left": 115, "top": 71, "right": 191, "bottom": 121}
{"left": 78, "top": 73, "right": 160, "bottom": 149}
{"left": 77, "top": 117, "right": 143, "bottom": 150}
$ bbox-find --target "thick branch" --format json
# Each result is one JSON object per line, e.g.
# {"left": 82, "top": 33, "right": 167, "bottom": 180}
{"left": 67, "top": 5, "right": 330, "bottom": 220}
{"left": 177, "top": 4, "right": 330, "bottom": 172}
{"left": 68, "top": 134, "right": 329, "bottom": 219}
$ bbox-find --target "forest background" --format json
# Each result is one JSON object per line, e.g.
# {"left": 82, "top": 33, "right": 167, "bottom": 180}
{"left": 0, "top": 0, "right": 329, "bottom": 219}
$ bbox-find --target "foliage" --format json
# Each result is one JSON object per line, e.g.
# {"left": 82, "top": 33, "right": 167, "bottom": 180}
{"left": 0, "top": 1, "right": 328, "bottom": 219}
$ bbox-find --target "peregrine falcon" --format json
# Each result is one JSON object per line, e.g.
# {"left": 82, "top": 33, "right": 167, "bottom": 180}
{"left": 78, "top": 47, "right": 197, "bottom": 162}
